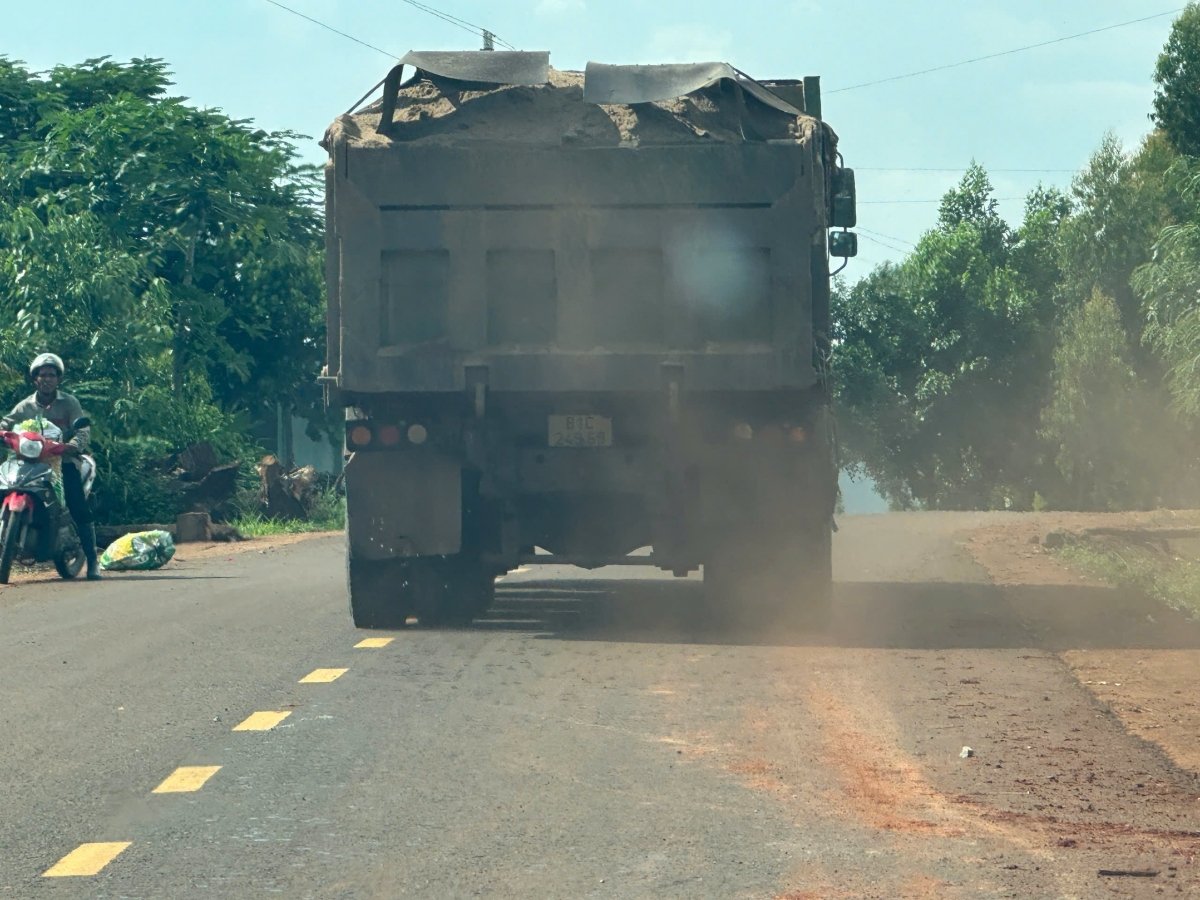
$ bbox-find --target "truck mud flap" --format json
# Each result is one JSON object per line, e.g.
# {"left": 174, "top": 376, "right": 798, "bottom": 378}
{"left": 345, "top": 452, "right": 462, "bottom": 560}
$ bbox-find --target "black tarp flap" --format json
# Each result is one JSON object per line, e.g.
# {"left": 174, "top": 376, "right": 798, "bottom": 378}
{"left": 583, "top": 62, "right": 801, "bottom": 116}
{"left": 400, "top": 50, "right": 550, "bottom": 85}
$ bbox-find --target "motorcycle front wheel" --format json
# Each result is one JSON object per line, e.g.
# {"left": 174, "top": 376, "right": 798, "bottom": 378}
{"left": 0, "top": 508, "right": 25, "bottom": 584}
{"left": 55, "top": 539, "right": 85, "bottom": 579}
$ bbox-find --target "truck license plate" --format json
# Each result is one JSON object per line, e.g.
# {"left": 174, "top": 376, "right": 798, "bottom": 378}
{"left": 548, "top": 415, "right": 612, "bottom": 447}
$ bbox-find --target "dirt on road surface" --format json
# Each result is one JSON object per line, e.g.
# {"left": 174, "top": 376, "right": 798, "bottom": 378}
{"left": 957, "top": 510, "right": 1200, "bottom": 823}
{"left": 558, "top": 512, "right": 1200, "bottom": 898}
{"left": 2, "top": 513, "right": 1199, "bottom": 899}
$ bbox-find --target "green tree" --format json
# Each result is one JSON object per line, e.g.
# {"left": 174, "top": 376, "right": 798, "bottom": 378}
{"left": 1056, "top": 134, "right": 1172, "bottom": 348}
{"left": 23, "top": 86, "right": 324, "bottom": 412}
{"left": 1039, "top": 290, "right": 1183, "bottom": 509}
{"left": 0, "top": 57, "right": 326, "bottom": 522}
{"left": 1153, "top": 3, "right": 1200, "bottom": 157}
{"left": 834, "top": 166, "right": 1065, "bottom": 509}
{"left": 834, "top": 13, "right": 1200, "bottom": 512}
{"left": 1136, "top": 155, "right": 1200, "bottom": 422}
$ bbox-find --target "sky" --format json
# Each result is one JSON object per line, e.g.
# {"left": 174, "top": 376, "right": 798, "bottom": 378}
{"left": 1, "top": 0, "right": 1183, "bottom": 511}
{"left": 2, "top": 0, "right": 1179, "bottom": 264}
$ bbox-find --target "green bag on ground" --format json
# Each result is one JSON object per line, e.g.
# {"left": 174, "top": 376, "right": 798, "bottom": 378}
{"left": 99, "top": 530, "right": 176, "bottom": 571}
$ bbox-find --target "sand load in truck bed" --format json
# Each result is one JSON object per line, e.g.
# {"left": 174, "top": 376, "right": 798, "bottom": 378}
{"left": 327, "top": 67, "right": 825, "bottom": 150}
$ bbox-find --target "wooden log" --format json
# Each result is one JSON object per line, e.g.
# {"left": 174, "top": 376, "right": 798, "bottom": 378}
{"left": 96, "top": 522, "right": 243, "bottom": 546}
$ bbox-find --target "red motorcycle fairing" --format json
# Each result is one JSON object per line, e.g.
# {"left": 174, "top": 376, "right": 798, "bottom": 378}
{"left": 1, "top": 430, "right": 69, "bottom": 459}
{"left": 3, "top": 493, "right": 29, "bottom": 512}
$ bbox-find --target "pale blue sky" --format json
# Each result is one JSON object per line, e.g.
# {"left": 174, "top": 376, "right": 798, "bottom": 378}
{"left": 3, "top": 0, "right": 1179, "bottom": 265}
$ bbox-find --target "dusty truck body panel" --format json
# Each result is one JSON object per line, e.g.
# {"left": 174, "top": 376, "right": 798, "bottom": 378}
{"left": 323, "top": 55, "right": 851, "bottom": 627}
{"left": 333, "top": 145, "right": 816, "bottom": 391}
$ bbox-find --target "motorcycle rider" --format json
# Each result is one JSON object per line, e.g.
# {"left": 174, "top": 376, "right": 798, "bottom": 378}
{"left": 0, "top": 354, "right": 101, "bottom": 580}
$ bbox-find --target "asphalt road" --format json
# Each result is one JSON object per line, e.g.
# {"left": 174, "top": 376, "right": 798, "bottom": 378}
{"left": 2, "top": 515, "right": 1199, "bottom": 899}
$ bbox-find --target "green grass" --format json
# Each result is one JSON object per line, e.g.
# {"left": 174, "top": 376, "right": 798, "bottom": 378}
{"left": 230, "top": 487, "right": 345, "bottom": 537}
{"left": 1057, "top": 538, "right": 1200, "bottom": 619}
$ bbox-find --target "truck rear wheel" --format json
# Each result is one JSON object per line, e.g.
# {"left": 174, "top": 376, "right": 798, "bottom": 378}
{"left": 348, "top": 557, "right": 411, "bottom": 629}
{"left": 704, "top": 524, "right": 832, "bottom": 631}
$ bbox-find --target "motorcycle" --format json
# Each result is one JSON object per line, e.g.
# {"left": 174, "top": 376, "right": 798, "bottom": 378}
{"left": 0, "top": 417, "right": 95, "bottom": 584}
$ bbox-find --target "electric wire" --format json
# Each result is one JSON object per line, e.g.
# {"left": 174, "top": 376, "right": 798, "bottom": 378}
{"left": 857, "top": 227, "right": 915, "bottom": 247}
{"left": 843, "top": 255, "right": 886, "bottom": 268}
{"left": 262, "top": 0, "right": 400, "bottom": 59}
{"left": 261, "top": 0, "right": 514, "bottom": 58}
{"left": 856, "top": 167, "right": 1077, "bottom": 173}
{"left": 827, "top": 7, "right": 1183, "bottom": 94}
{"left": 860, "top": 196, "right": 1024, "bottom": 204}
{"left": 399, "top": 0, "right": 492, "bottom": 34}
{"left": 398, "top": 0, "right": 516, "bottom": 50}
{"left": 857, "top": 232, "right": 911, "bottom": 255}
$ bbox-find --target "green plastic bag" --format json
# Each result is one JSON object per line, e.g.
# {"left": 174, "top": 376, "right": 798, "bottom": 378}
{"left": 99, "top": 530, "right": 176, "bottom": 571}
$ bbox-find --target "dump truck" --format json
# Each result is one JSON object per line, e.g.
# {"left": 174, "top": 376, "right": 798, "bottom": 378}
{"left": 320, "top": 51, "right": 858, "bottom": 628}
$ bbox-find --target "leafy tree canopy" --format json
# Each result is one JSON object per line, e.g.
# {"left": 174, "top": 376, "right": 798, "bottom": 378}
{"left": 1153, "top": 2, "right": 1200, "bottom": 157}
{"left": 0, "top": 56, "right": 325, "bottom": 523}
{"left": 834, "top": 165, "right": 1065, "bottom": 509}
{"left": 836, "top": 129, "right": 1200, "bottom": 511}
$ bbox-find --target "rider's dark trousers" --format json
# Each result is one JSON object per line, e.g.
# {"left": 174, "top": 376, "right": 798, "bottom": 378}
{"left": 62, "top": 463, "right": 92, "bottom": 527}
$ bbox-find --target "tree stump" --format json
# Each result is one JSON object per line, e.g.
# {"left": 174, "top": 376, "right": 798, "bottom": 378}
{"left": 176, "top": 512, "right": 212, "bottom": 543}
{"left": 259, "top": 455, "right": 307, "bottom": 520}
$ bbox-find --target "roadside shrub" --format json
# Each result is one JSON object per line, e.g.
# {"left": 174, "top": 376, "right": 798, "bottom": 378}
{"left": 88, "top": 434, "right": 178, "bottom": 525}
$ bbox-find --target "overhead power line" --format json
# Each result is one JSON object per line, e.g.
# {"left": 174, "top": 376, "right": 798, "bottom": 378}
{"left": 857, "top": 227, "right": 915, "bottom": 247}
{"left": 856, "top": 167, "right": 1077, "bottom": 173}
{"left": 828, "top": 7, "right": 1183, "bottom": 95}
{"left": 262, "top": 0, "right": 399, "bottom": 59}
{"left": 860, "top": 197, "right": 1025, "bottom": 204}
{"left": 857, "top": 232, "right": 911, "bottom": 254}
{"left": 845, "top": 255, "right": 887, "bottom": 268}
{"left": 261, "top": 0, "right": 515, "bottom": 57}
{"left": 397, "top": 0, "right": 516, "bottom": 50}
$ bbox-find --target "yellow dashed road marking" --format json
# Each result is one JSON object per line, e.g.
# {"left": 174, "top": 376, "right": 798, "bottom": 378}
{"left": 43, "top": 842, "right": 131, "bottom": 877}
{"left": 355, "top": 638, "right": 394, "bottom": 648}
{"left": 232, "top": 710, "right": 291, "bottom": 731}
{"left": 299, "top": 668, "right": 347, "bottom": 683}
{"left": 152, "top": 765, "right": 222, "bottom": 793}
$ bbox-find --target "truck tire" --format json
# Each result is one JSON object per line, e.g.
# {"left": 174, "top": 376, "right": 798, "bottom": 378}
{"left": 413, "top": 556, "right": 495, "bottom": 628}
{"left": 348, "top": 557, "right": 410, "bottom": 629}
{"left": 0, "top": 509, "right": 23, "bottom": 585}
{"left": 795, "top": 524, "right": 833, "bottom": 631}
{"left": 703, "top": 524, "right": 832, "bottom": 631}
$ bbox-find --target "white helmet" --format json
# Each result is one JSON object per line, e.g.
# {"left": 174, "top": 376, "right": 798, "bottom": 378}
{"left": 29, "top": 353, "right": 64, "bottom": 378}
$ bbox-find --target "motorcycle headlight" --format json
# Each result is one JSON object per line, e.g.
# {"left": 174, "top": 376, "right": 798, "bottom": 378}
{"left": 18, "top": 437, "right": 42, "bottom": 460}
